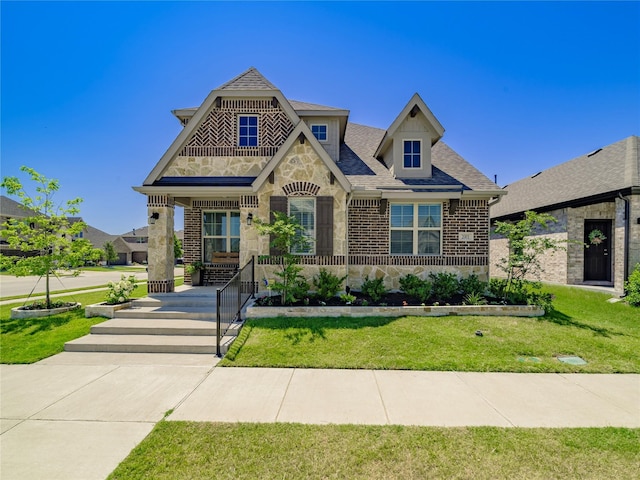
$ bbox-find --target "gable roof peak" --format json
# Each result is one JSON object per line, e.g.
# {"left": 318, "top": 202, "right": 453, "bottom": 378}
{"left": 216, "top": 67, "right": 278, "bottom": 91}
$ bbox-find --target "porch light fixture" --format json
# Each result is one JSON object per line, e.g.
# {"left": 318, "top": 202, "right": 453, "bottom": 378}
{"left": 149, "top": 212, "right": 160, "bottom": 224}
{"left": 247, "top": 213, "right": 254, "bottom": 226}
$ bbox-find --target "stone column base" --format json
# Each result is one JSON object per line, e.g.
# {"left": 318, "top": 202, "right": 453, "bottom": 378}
{"left": 148, "top": 279, "right": 175, "bottom": 294}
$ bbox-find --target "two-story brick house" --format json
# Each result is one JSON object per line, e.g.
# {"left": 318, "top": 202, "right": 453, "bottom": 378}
{"left": 134, "top": 67, "right": 503, "bottom": 293}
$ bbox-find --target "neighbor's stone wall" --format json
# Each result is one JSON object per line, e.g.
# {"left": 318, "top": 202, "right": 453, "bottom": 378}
{"left": 628, "top": 193, "right": 640, "bottom": 278}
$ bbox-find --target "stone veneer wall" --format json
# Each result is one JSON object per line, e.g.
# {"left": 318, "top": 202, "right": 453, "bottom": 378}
{"left": 147, "top": 195, "right": 175, "bottom": 293}
{"left": 628, "top": 193, "right": 640, "bottom": 280}
{"left": 164, "top": 156, "right": 269, "bottom": 177}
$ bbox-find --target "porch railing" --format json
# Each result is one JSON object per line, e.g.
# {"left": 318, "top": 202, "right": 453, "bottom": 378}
{"left": 216, "top": 256, "right": 255, "bottom": 356}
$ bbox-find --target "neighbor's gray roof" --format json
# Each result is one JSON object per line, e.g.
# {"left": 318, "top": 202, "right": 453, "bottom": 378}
{"left": 340, "top": 123, "right": 498, "bottom": 192}
{"left": 216, "top": 67, "right": 277, "bottom": 91}
{"left": 491, "top": 135, "right": 639, "bottom": 219}
{"left": 0, "top": 195, "right": 38, "bottom": 217}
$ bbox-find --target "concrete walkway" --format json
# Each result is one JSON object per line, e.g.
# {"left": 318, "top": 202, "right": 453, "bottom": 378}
{"left": 1, "top": 353, "right": 639, "bottom": 480}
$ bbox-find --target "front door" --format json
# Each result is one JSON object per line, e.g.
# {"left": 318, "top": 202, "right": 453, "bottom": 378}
{"left": 584, "top": 220, "right": 612, "bottom": 282}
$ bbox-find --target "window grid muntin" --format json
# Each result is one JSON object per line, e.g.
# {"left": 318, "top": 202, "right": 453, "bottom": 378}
{"left": 311, "top": 124, "right": 328, "bottom": 142}
{"left": 390, "top": 203, "right": 442, "bottom": 255}
{"left": 238, "top": 115, "right": 259, "bottom": 147}
{"left": 403, "top": 140, "right": 421, "bottom": 168}
{"left": 289, "top": 197, "right": 316, "bottom": 255}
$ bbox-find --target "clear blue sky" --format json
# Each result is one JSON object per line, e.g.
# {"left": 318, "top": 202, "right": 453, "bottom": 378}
{"left": 2, "top": 1, "right": 639, "bottom": 234}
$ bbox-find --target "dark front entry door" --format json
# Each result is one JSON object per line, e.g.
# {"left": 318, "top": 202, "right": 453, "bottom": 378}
{"left": 584, "top": 220, "right": 612, "bottom": 282}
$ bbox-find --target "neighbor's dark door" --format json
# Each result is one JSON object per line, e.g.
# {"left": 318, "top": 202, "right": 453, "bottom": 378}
{"left": 584, "top": 219, "right": 612, "bottom": 281}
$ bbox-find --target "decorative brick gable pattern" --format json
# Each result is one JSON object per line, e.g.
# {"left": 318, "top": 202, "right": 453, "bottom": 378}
{"left": 180, "top": 99, "right": 294, "bottom": 157}
{"left": 282, "top": 182, "right": 321, "bottom": 196}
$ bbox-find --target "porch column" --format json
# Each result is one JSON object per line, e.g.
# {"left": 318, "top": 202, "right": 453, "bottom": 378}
{"left": 147, "top": 195, "right": 175, "bottom": 293}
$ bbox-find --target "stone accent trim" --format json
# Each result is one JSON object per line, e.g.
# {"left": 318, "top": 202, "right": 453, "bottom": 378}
{"left": 259, "top": 255, "right": 346, "bottom": 266}
{"left": 148, "top": 279, "right": 174, "bottom": 293}
{"left": 282, "top": 182, "right": 321, "bottom": 196}
{"left": 192, "top": 200, "right": 239, "bottom": 209}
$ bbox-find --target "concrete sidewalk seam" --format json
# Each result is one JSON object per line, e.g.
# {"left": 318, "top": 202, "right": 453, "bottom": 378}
{"left": 166, "top": 365, "right": 217, "bottom": 418}
{"left": 372, "top": 370, "right": 391, "bottom": 425}
{"left": 454, "top": 372, "right": 516, "bottom": 427}
{"left": 22, "top": 365, "right": 121, "bottom": 422}
{"left": 559, "top": 373, "right": 640, "bottom": 417}
{"left": 275, "top": 368, "right": 296, "bottom": 422}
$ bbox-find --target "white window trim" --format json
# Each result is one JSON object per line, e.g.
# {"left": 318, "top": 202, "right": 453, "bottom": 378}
{"left": 389, "top": 202, "right": 442, "bottom": 255}
{"left": 288, "top": 197, "right": 316, "bottom": 255}
{"left": 202, "top": 211, "right": 240, "bottom": 261}
{"left": 311, "top": 123, "right": 328, "bottom": 143}
{"left": 238, "top": 114, "right": 259, "bottom": 147}
{"left": 403, "top": 139, "right": 422, "bottom": 169}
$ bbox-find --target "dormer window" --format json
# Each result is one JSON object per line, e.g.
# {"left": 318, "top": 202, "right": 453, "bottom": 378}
{"left": 403, "top": 140, "right": 421, "bottom": 168}
{"left": 238, "top": 115, "right": 258, "bottom": 146}
{"left": 311, "top": 124, "right": 327, "bottom": 142}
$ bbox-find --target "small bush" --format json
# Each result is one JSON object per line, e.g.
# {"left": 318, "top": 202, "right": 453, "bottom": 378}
{"left": 312, "top": 269, "right": 347, "bottom": 301}
{"left": 624, "top": 263, "right": 640, "bottom": 307}
{"left": 429, "top": 272, "right": 459, "bottom": 302}
{"left": 360, "top": 276, "right": 388, "bottom": 302}
{"left": 399, "top": 274, "right": 432, "bottom": 303}
{"left": 289, "top": 277, "right": 310, "bottom": 304}
{"left": 460, "top": 274, "right": 487, "bottom": 296}
{"left": 463, "top": 292, "right": 487, "bottom": 306}
{"left": 488, "top": 278, "right": 508, "bottom": 298}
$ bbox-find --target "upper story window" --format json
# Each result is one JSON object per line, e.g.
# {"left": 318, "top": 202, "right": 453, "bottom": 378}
{"left": 238, "top": 115, "right": 258, "bottom": 147}
{"left": 390, "top": 203, "right": 441, "bottom": 255}
{"left": 403, "top": 140, "right": 421, "bottom": 168}
{"left": 311, "top": 124, "right": 327, "bottom": 142}
{"left": 289, "top": 197, "right": 316, "bottom": 255}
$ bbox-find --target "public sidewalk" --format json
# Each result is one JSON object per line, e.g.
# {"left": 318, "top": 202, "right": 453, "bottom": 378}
{"left": 1, "top": 353, "right": 639, "bottom": 480}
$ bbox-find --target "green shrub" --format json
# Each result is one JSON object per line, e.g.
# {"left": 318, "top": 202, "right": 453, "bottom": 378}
{"left": 312, "top": 269, "right": 347, "bottom": 301}
{"left": 459, "top": 274, "right": 487, "bottom": 296}
{"left": 399, "top": 274, "right": 432, "bottom": 303}
{"left": 489, "top": 278, "right": 508, "bottom": 298}
{"left": 463, "top": 292, "right": 488, "bottom": 305}
{"left": 624, "top": 263, "right": 640, "bottom": 307}
{"left": 360, "top": 276, "right": 388, "bottom": 302}
{"left": 429, "top": 272, "right": 460, "bottom": 302}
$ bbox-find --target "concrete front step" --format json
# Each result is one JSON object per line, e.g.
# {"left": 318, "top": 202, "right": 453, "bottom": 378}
{"left": 91, "top": 318, "right": 241, "bottom": 337}
{"left": 64, "top": 334, "right": 236, "bottom": 355}
{"left": 115, "top": 306, "right": 216, "bottom": 320}
{"left": 132, "top": 297, "right": 217, "bottom": 308}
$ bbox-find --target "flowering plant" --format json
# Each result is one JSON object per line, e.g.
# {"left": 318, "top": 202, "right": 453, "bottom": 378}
{"left": 105, "top": 274, "right": 138, "bottom": 305}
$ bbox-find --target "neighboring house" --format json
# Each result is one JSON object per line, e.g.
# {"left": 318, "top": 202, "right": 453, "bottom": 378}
{"left": 134, "top": 67, "right": 502, "bottom": 293}
{"left": 490, "top": 136, "right": 640, "bottom": 294}
{"left": 0, "top": 195, "right": 39, "bottom": 257}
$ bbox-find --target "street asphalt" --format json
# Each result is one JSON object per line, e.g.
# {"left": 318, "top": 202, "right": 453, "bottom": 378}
{"left": 1, "top": 352, "right": 638, "bottom": 480}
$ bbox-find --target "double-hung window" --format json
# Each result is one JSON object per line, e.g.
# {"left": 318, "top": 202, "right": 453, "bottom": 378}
{"left": 390, "top": 203, "right": 441, "bottom": 255}
{"left": 403, "top": 140, "right": 421, "bottom": 168}
{"left": 289, "top": 197, "right": 315, "bottom": 254}
{"left": 311, "top": 124, "right": 327, "bottom": 142}
{"left": 238, "top": 115, "right": 258, "bottom": 147}
{"left": 202, "top": 211, "right": 240, "bottom": 262}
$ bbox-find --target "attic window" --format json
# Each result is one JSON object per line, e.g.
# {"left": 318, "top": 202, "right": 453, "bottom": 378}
{"left": 311, "top": 124, "right": 327, "bottom": 142}
{"left": 238, "top": 115, "right": 258, "bottom": 147}
{"left": 403, "top": 140, "right": 421, "bottom": 168}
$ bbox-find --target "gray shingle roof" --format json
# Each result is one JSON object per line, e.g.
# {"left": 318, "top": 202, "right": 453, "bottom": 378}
{"left": 0, "top": 195, "right": 34, "bottom": 217}
{"left": 217, "top": 67, "right": 277, "bottom": 91}
{"left": 340, "top": 123, "right": 498, "bottom": 192}
{"left": 289, "top": 100, "right": 346, "bottom": 111}
{"left": 491, "top": 136, "right": 639, "bottom": 219}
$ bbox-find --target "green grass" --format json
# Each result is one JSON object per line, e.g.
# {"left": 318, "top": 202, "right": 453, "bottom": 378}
{"left": 221, "top": 285, "right": 640, "bottom": 372}
{"left": 0, "top": 278, "right": 183, "bottom": 363}
{"left": 108, "top": 422, "right": 640, "bottom": 480}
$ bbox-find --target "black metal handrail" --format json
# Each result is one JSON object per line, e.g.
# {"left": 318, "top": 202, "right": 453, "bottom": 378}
{"left": 216, "top": 256, "right": 255, "bottom": 356}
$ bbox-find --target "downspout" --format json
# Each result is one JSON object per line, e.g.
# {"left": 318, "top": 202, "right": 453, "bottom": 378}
{"left": 487, "top": 194, "right": 504, "bottom": 280}
{"left": 618, "top": 192, "right": 630, "bottom": 284}
{"left": 345, "top": 191, "right": 354, "bottom": 288}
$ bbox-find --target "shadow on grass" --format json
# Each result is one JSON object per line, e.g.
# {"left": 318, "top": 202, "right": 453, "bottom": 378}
{"left": 251, "top": 316, "right": 398, "bottom": 345}
{"left": 542, "top": 309, "right": 623, "bottom": 338}
{"left": 0, "top": 311, "right": 80, "bottom": 336}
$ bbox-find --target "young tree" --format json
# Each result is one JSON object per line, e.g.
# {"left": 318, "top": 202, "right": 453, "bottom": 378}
{"left": 1, "top": 166, "right": 94, "bottom": 308}
{"left": 493, "top": 210, "right": 564, "bottom": 309}
{"left": 103, "top": 241, "right": 118, "bottom": 266}
{"left": 255, "top": 211, "right": 310, "bottom": 305}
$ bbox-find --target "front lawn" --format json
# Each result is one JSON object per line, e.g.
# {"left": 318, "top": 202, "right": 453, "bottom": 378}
{"left": 108, "top": 422, "right": 640, "bottom": 480}
{"left": 221, "top": 285, "right": 640, "bottom": 372}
